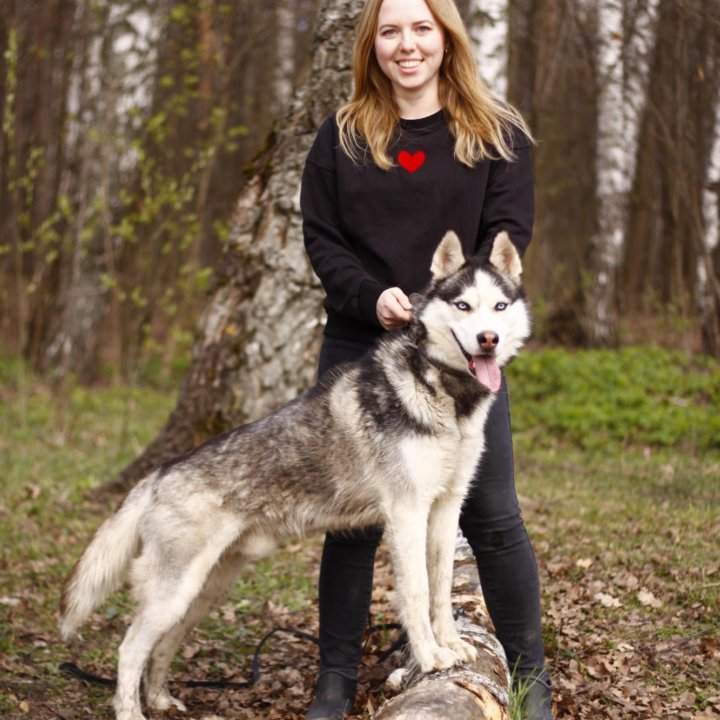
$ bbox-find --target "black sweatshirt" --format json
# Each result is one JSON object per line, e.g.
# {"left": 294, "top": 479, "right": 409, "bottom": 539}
{"left": 300, "top": 109, "right": 534, "bottom": 343}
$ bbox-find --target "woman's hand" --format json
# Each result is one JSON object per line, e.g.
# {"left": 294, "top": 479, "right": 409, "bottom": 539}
{"left": 376, "top": 287, "right": 413, "bottom": 331}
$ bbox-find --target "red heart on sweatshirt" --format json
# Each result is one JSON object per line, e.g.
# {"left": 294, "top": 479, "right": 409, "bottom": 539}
{"left": 398, "top": 150, "right": 426, "bottom": 173}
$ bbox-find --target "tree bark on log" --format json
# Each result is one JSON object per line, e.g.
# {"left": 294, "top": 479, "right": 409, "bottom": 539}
{"left": 105, "top": 0, "right": 362, "bottom": 494}
{"left": 376, "top": 534, "right": 511, "bottom": 720}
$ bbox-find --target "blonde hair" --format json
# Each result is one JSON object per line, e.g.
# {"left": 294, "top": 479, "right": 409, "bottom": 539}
{"left": 337, "top": 0, "right": 532, "bottom": 170}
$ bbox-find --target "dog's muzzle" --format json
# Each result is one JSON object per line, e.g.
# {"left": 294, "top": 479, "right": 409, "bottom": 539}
{"left": 452, "top": 330, "right": 502, "bottom": 392}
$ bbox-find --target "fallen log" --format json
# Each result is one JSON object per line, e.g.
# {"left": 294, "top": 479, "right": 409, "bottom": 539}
{"left": 375, "top": 533, "right": 511, "bottom": 720}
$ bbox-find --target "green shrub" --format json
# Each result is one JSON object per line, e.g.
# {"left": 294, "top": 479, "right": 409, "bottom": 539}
{"left": 506, "top": 346, "right": 720, "bottom": 453}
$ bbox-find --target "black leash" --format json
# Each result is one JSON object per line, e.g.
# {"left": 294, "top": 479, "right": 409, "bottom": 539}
{"left": 60, "top": 623, "right": 406, "bottom": 690}
{"left": 58, "top": 662, "right": 116, "bottom": 688}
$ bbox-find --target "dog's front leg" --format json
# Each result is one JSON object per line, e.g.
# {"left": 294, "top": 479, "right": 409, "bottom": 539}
{"left": 384, "top": 500, "right": 459, "bottom": 674}
{"left": 426, "top": 492, "right": 478, "bottom": 663}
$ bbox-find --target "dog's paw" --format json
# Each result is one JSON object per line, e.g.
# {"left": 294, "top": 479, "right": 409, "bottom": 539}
{"left": 433, "top": 623, "right": 478, "bottom": 664}
{"left": 444, "top": 637, "right": 478, "bottom": 663}
{"left": 114, "top": 698, "right": 150, "bottom": 720}
{"left": 115, "top": 711, "right": 148, "bottom": 720}
{"left": 417, "top": 644, "right": 459, "bottom": 673}
{"left": 147, "top": 688, "right": 187, "bottom": 712}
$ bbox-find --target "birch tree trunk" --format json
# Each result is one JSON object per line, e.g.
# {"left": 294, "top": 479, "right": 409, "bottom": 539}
{"left": 468, "top": 0, "right": 509, "bottom": 99}
{"left": 704, "top": 105, "right": 720, "bottom": 254}
{"left": 583, "top": 0, "right": 627, "bottom": 346}
{"left": 108, "top": 0, "right": 361, "bottom": 492}
{"left": 623, "top": 0, "right": 719, "bottom": 350}
{"left": 622, "top": 0, "right": 659, "bottom": 159}
{"left": 698, "top": 73, "right": 720, "bottom": 355}
{"left": 376, "top": 534, "right": 510, "bottom": 720}
{"left": 42, "top": 0, "right": 116, "bottom": 379}
{"left": 585, "top": 0, "right": 664, "bottom": 346}
{"left": 273, "top": 2, "right": 297, "bottom": 115}
{"left": 41, "top": 0, "right": 161, "bottom": 379}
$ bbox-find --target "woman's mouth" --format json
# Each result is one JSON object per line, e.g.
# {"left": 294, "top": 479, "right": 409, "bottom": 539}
{"left": 397, "top": 59, "right": 423, "bottom": 71}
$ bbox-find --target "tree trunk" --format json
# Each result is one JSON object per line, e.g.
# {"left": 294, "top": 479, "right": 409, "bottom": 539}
{"left": 39, "top": 0, "right": 112, "bottom": 381}
{"left": 508, "top": 0, "right": 600, "bottom": 345}
{"left": 39, "top": 0, "right": 163, "bottom": 379}
{"left": 698, "top": 119, "right": 720, "bottom": 358}
{"left": 623, "top": 0, "right": 719, "bottom": 348}
{"left": 375, "top": 534, "right": 510, "bottom": 720}
{"left": 583, "top": 0, "right": 627, "bottom": 346}
{"left": 107, "top": 0, "right": 361, "bottom": 493}
{"left": 1, "top": 0, "right": 78, "bottom": 359}
{"left": 273, "top": 2, "right": 297, "bottom": 115}
{"left": 585, "top": 0, "right": 657, "bottom": 346}
{"left": 696, "top": 6, "right": 720, "bottom": 356}
{"left": 468, "top": 0, "right": 509, "bottom": 99}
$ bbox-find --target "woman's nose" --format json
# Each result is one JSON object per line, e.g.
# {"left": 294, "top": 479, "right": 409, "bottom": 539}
{"left": 399, "top": 29, "right": 415, "bottom": 51}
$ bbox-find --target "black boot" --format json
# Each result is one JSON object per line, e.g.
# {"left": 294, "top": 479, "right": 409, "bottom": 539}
{"left": 521, "top": 678, "right": 554, "bottom": 720}
{"left": 306, "top": 672, "right": 357, "bottom": 720}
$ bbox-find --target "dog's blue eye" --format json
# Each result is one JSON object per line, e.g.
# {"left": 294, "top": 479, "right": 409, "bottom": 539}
{"left": 455, "top": 301, "right": 471, "bottom": 312}
{"left": 495, "top": 302, "right": 508, "bottom": 311}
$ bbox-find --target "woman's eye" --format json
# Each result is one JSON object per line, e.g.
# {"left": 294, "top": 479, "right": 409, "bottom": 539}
{"left": 455, "top": 301, "right": 471, "bottom": 312}
{"left": 495, "top": 302, "right": 508, "bottom": 311}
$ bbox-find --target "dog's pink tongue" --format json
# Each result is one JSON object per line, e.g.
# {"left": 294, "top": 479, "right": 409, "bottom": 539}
{"left": 473, "top": 356, "right": 502, "bottom": 392}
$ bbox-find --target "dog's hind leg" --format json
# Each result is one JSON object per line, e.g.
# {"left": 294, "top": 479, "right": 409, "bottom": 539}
{"left": 427, "top": 492, "right": 478, "bottom": 663}
{"left": 143, "top": 548, "right": 246, "bottom": 712}
{"left": 113, "top": 520, "right": 241, "bottom": 720}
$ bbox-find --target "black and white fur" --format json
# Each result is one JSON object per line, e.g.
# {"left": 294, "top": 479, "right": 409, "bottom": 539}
{"left": 59, "top": 231, "right": 531, "bottom": 720}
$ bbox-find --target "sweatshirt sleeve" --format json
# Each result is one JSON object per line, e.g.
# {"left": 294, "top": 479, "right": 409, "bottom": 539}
{"left": 477, "top": 133, "right": 535, "bottom": 260}
{"left": 300, "top": 117, "right": 386, "bottom": 327}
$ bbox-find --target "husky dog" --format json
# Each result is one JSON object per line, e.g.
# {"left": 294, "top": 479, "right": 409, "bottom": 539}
{"left": 60, "top": 231, "right": 530, "bottom": 720}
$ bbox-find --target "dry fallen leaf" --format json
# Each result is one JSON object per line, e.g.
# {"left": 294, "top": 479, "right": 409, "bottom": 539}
{"left": 637, "top": 588, "right": 663, "bottom": 608}
{"left": 594, "top": 592, "right": 621, "bottom": 608}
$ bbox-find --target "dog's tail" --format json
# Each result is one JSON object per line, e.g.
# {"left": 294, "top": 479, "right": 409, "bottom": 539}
{"left": 59, "top": 474, "right": 155, "bottom": 640}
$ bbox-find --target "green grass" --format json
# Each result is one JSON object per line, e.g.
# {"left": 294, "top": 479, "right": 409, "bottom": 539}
{"left": 0, "top": 368, "right": 178, "bottom": 718}
{"left": 507, "top": 347, "right": 718, "bottom": 716}
{"left": 506, "top": 346, "right": 720, "bottom": 451}
{"left": 1, "top": 347, "right": 719, "bottom": 718}
{"left": 0, "top": 356, "right": 324, "bottom": 718}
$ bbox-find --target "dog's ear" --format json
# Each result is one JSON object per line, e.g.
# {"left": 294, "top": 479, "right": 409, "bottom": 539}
{"left": 431, "top": 231, "right": 465, "bottom": 280}
{"left": 408, "top": 292, "right": 424, "bottom": 320}
{"left": 489, "top": 231, "right": 522, "bottom": 283}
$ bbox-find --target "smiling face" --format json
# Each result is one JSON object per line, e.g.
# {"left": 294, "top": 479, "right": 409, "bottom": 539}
{"left": 374, "top": 0, "right": 446, "bottom": 115}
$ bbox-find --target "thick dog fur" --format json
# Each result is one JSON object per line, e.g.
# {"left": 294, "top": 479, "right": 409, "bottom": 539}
{"left": 59, "top": 231, "right": 531, "bottom": 720}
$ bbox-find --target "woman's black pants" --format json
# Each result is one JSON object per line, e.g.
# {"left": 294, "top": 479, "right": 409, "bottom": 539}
{"left": 315, "top": 336, "right": 548, "bottom": 684}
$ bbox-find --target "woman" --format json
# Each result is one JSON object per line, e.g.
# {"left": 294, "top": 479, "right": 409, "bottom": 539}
{"left": 300, "top": 1, "right": 554, "bottom": 718}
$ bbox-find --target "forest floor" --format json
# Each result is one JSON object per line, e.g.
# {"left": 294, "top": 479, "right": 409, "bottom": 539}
{"left": 1, "top": 350, "right": 719, "bottom": 719}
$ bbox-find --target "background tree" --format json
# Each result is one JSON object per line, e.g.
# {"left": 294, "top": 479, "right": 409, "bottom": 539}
{"left": 0, "top": 0, "right": 319, "bottom": 381}
{"left": 110, "top": 0, "right": 359, "bottom": 490}
{"left": 2, "top": 0, "right": 720, "bottom": 395}
{"left": 700, "top": 96, "right": 720, "bottom": 355}
{"left": 584, "top": 0, "right": 627, "bottom": 346}
{"left": 507, "top": 0, "right": 599, "bottom": 344}
{"left": 468, "top": 0, "right": 509, "bottom": 97}
{"left": 623, "top": 0, "right": 720, "bottom": 352}
{"left": 583, "top": 0, "right": 659, "bottom": 346}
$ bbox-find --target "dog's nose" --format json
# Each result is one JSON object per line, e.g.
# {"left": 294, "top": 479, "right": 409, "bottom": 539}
{"left": 477, "top": 331, "right": 499, "bottom": 352}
